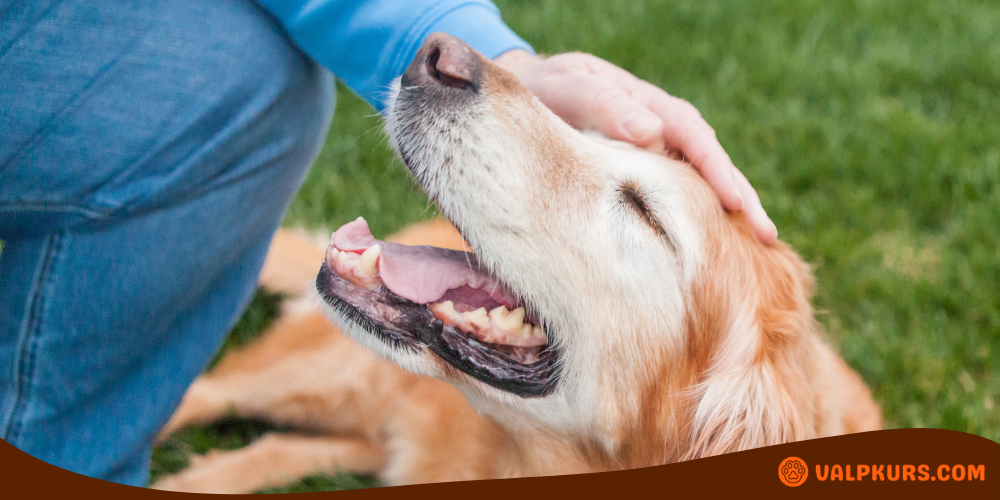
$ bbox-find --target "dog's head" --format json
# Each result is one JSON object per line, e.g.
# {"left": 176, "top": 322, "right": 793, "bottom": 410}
{"left": 318, "top": 33, "right": 817, "bottom": 462}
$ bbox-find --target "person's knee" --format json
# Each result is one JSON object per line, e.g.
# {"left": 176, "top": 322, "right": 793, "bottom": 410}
{"left": 0, "top": 0, "right": 334, "bottom": 239}
{"left": 132, "top": 0, "right": 339, "bottom": 213}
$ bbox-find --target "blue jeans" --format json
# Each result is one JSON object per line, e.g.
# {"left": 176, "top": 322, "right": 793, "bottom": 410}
{"left": 0, "top": 0, "right": 335, "bottom": 486}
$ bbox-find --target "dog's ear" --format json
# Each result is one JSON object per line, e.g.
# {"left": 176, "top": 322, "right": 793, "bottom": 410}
{"left": 682, "top": 239, "right": 816, "bottom": 459}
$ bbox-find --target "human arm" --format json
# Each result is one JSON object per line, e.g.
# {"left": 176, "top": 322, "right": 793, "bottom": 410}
{"left": 253, "top": 0, "right": 532, "bottom": 110}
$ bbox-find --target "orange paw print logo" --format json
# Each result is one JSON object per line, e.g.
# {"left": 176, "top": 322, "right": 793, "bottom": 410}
{"left": 779, "top": 457, "right": 808, "bottom": 487}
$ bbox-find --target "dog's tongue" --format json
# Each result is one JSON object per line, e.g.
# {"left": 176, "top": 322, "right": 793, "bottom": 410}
{"left": 332, "top": 218, "right": 513, "bottom": 305}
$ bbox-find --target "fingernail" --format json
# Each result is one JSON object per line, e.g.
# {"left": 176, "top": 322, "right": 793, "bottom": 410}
{"left": 621, "top": 111, "right": 661, "bottom": 142}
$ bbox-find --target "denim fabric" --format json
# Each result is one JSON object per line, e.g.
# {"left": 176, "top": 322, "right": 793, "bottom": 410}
{"left": 0, "top": 0, "right": 335, "bottom": 486}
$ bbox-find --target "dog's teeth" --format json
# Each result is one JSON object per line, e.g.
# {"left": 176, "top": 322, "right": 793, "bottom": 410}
{"left": 489, "top": 306, "right": 508, "bottom": 327}
{"left": 519, "top": 324, "right": 532, "bottom": 339}
{"left": 336, "top": 250, "right": 350, "bottom": 266}
{"left": 489, "top": 305, "right": 525, "bottom": 332}
{"left": 509, "top": 307, "right": 525, "bottom": 325}
{"left": 465, "top": 307, "right": 489, "bottom": 329}
{"left": 358, "top": 244, "right": 381, "bottom": 277}
{"left": 431, "top": 300, "right": 457, "bottom": 318}
{"left": 441, "top": 300, "right": 457, "bottom": 316}
{"left": 532, "top": 325, "right": 546, "bottom": 339}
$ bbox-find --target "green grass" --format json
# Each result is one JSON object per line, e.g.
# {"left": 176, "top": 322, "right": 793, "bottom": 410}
{"left": 152, "top": 0, "right": 1000, "bottom": 491}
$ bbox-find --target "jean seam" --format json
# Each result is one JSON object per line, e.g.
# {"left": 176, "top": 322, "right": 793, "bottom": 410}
{"left": 0, "top": 230, "right": 64, "bottom": 443}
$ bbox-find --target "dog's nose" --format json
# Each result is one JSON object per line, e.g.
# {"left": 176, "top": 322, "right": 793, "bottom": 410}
{"left": 401, "top": 32, "right": 481, "bottom": 91}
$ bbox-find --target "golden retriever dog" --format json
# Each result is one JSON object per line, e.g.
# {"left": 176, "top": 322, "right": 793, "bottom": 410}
{"left": 153, "top": 33, "right": 880, "bottom": 493}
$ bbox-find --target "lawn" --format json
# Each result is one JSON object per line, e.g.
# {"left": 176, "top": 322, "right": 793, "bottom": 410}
{"left": 151, "top": 0, "right": 1000, "bottom": 491}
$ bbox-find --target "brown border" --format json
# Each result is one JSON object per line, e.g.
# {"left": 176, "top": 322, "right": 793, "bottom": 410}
{"left": 1, "top": 429, "right": 996, "bottom": 499}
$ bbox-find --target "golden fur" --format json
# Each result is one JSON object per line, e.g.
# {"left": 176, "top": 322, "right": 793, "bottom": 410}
{"left": 154, "top": 34, "right": 879, "bottom": 493}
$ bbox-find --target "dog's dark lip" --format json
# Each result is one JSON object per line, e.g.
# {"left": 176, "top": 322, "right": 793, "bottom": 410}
{"left": 317, "top": 264, "right": 559, "bottom": 398}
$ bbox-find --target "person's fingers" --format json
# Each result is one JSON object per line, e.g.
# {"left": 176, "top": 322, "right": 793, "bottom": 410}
{"left": 642, "top": 89, "right": 744, "bottom": 212}
{"left": 591, "top": 64, "right": 748, "bottom": 216}
{"left": 733, "top": 167, "right": 778, "bottom": 243}
{"left": 535, "top": 72, "right": 667, "bottom": 148}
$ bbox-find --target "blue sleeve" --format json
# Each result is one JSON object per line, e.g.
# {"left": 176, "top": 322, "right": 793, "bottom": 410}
{"left": 254, "top": 0, "right": 534, "bottom": 111}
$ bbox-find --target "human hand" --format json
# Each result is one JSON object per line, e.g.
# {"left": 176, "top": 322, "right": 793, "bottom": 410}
{"left": 494, "top": 49, "right": 777, "bottom": 243}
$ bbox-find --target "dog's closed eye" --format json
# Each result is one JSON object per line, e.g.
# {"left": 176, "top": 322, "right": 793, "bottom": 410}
{"left": 619, "top": 181, "right": 676, "bottom": 253}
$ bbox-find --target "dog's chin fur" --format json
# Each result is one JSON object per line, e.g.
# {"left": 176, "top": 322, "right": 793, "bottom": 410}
{"left": 344, "top": 39, "right": 881, "bottom": 463}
